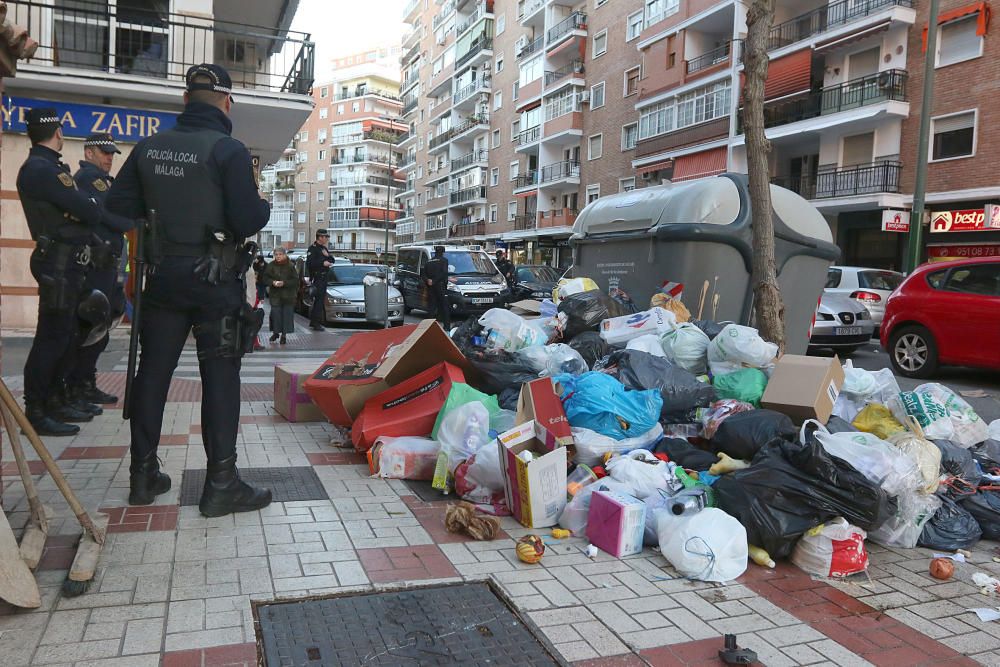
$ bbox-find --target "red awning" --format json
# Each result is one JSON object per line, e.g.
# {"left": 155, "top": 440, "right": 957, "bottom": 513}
{"left": 672, "top": 147, "right": 728, "bottom": 182}
{"left": 514, "top": 189, "right": 537, "bottom": 198}
{"left": 637, "top": 159, "right": 673, "bottom": 175}
{"left": 923, "top": 2, "right": 991, "bottom": 51}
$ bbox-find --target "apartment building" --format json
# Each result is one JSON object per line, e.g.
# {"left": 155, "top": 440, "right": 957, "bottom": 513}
{"left": 1, "top": 0, "right": 313, "bottom": 327}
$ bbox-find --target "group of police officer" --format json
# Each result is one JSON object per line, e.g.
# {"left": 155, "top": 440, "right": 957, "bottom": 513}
{"left": 17, "top": 64, "right": 272, "bottom": 518}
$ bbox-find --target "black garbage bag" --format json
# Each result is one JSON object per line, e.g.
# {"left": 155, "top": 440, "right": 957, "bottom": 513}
{"left": 961, "top": 490, "right": 1000, "bottom": 540}
{"left": 690, "top": 319, "right": 731, "bottom": 340}
{"left": 498, "top": 386, "right": 521, "bottom": 412}
{"left": 710, "top": 410, "right": 796, "bottom": 460}
{"left": 653, "top": 437, "right": 717, "bottom": 471}
{"left": 934, "top": 440, "right": 981, "bottom": 483}
{"left": 974, "top": 440, "right": 1000, "bottom": 472}
{"left": 467, "top": 354, "right": 539, "bottom": 396}
{"left": 567, "top": 331, "right": 609, "bottom": 370}
{"left": 713, "top": 438, "right": 895, "bottom": 558}
{"left": 451, "top": 317, "right": 483, "bottom": 352}
{"left": 558, "top": 290, "right": 628, "bottom": 339}
{"left": 826, "top": 416, "right": 859, "bottom": 433}
{"left": 918, "top": 495, "right": 982, "bottom": 550}
{"left": 594, "top": 350, "right": 716, "bottom": 416}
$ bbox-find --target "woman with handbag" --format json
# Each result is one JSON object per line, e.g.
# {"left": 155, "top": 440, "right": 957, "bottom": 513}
{"left": 263, "top": 247, "right": 298, "bottom": 344}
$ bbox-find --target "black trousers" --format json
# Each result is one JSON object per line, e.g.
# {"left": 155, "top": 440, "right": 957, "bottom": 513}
{"left": 24, "top": 252, "right": 85, "bottom": 406}
{"left": 309, "top": 275, "right": 327, "bottom": 326}
{"left": 130, "top": 258, "right": 243, "bottom": 464}
{"left": 65, "top": 266, "right": 122, "bottom": 388}
{"left": 430, "top": 287, "right": 451, "bottom": 329}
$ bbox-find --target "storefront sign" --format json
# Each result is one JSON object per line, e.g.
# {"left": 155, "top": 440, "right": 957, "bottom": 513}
{"left": 927, "top": 243, "right": 1000, "bottom": 261}
{"left": 2, "top": 95, "right": 177, "bottom": 143}
{"left": 929, "top": 207, "right": 1000, "bottom": 233}
{"left": 881, "top": 210, "right": 910, "bottom": 233}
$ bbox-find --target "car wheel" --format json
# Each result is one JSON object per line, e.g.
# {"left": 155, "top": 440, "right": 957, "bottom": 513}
{"left": 889, "top": 325, "right": 939, "bottom": 379}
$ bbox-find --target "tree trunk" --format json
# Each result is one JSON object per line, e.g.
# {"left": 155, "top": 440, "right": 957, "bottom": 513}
{"left": 743, "top": 0, "right": 785, "bottom": 353}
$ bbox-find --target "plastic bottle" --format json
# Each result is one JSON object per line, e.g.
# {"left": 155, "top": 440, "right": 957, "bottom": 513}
{"left": 675, "top": 468, "right": 716, "bottom": 507}
{"left": 749, "top": 545, "right": 775, "bottom": 569}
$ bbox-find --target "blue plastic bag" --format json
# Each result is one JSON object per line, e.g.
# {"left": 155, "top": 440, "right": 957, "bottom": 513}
{"left": 552, "top": 372, "right": 663, "bottom": 441}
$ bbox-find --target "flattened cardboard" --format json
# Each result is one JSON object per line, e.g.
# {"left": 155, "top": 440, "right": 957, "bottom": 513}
{"left": 509, "top": 299, "right": 543, "bottom": 315}
{"left": 516, "top": 378, "right": 574, "bottom": 449}
{"left": 498, "top": 421, "right": 568, "bottom": 528}
{"left": 761, "top": 354, "right": 845, "bottom": 424}
{"left": 586, "top": 489, "right": 646, "bottom": 557}
{"left": 273, "top": 363, "right": 326, "bottom": 423}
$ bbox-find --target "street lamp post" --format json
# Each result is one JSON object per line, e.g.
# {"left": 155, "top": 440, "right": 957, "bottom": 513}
{"left": 380, "top": 118, "right": 400, "bottom": 329}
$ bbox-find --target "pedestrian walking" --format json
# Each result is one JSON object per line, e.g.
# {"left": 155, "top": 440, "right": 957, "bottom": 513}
{"left": 107, "top": 63, "right": 272, "bottom": 516}
{"left": 306, "top": 229, "right": 332, "bottom": 330}
{"left": 264, "top": 247, "right": 297, "bottom": 344}
{"left": 252, "top": 254, "right": 268, "bottom": 305}
{"left": 421, "top": 245, "right": 451, "bottom": 330}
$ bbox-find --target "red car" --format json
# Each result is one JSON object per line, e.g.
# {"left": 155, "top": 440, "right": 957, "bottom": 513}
{"left": 881, "top": 258, "right": 1000, "bottom": 378}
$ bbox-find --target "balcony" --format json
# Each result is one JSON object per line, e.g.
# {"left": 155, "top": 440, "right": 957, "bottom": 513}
{"left": 403, "top": 42, "right": 420, "bottom": 67}
{"left": 274, "top": 159, "right": 297, "bottom": 172}
{"left": 538, "top": 208, "right": 578, "bottom": 229}
{"left": 685, "top": 42, "right": 731, "bottom": 76}
{"left": 516, "top": 125, "right": 542, "bottom": 146}
{"left": 768, "top": 0, "right": 914, "bottom": 51}
{"left": 404, "top": 0, "right": 421, "bottom": 21}
{"left": 433, "top": 0, "right": 457, "bottom": 29}
{"left": 451, "top": 149, "right": 489, "bottom": 171}
{"left": 513, "top": 214, "right": 536, "bottom": 231}
{"left": 456, "top": 34, "right": 493, "bottom": 69}
{"left": 518, "top": 0, "right": 545, "bottom": 24}
{"left": 513, "top": 172, "right": 538, "bottom": 190}
{"left": 453, "top": 76, "right": 491, "bottom": 106}
{"left": 396, "top": 233, "right": 416, "bottom": 244}
{"left": 451, "top": 113, "right": 491, "bottom": 141}
{"left": 517, "top": 35, "right": 544, "bottom": 60}
{"left": 545, "top": 61, "right": 585, "bottom": 87}
{"left": 450, "top": 185, "right": 488, "bottom": 205}
{"left": 773, "top": 161, "right": 902, "bottom": 200}
{"left": 402, "top": 93, "right": 420, "bottom": 115}
{"left": 268, "top": 209, "right": 294, "bottom": 226}
{"left": 451, "top": 220, "right": 487, "bottom": 237}
{"left": 539, "top": 160, "right": 580, "bottom": 185}
{"left": 331, "top": 152, "right": 394, "bottom": 165}
{"left": 457, "top": 1, "right": 494, "bottom": 37}
{"left": 547, "top": 11, "right": 587, "bottom": 47}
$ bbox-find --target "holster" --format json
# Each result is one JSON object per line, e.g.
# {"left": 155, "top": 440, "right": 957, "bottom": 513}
{"left": 193, "top": 303, "right": 264, "bottom": 361}
{"left": 89, "top": 240, "right": 118, "bottom": 271}
{"left": 33, "top": 237, "right": 87, "bottom": 312}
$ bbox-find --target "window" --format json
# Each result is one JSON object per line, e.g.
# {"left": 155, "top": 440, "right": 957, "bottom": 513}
{"left": 300, "top": 130, "right": 308, "bottom": 141}
{"left": 621, "top": 123, "right": 638, "bottom": 150}
{"left": 588, "top": 134, "right": 603, "bottom": 160}
{"left": 298, "top": 151, "right": 308, "bottom": 163}
{"left": 337, "top": 104, "right": 344, "bottom": 115}
{"left": 496, "top": 54, "right": 504, "bottom": 72}
{"left": 297, "top": 212, "right": 306, "bottom": 223}
{"left": 319, "top": 149, "right": 327, "bottom": 161}
{"left": 316, "top": 211, "right": 325, "bottom": 222}
{"left": 619, "top": 177, "right": 636, "bottom": 192}
{"left": 497, "top": 14, "right": 506, "bottom": 35}
{"left": 320, "top": 86, "right": 329, "bottom": 98}
{"left": 625, "top": 67, "right": 640, "bottom": 96}
{"left": 591, "top": 82, "right": 606, "bottom": 109}
{"left": 519, "top": 55, "right": 544, "bottom": 86}
{"left": 317, "top": 190, "right": 324, "bottom": 201}
{"left": 638, "top": 80, "right": 731, "bottom": 140}
{"left": 490, "top": 168, "right": 500, "bottom": 186}
{"left": 319, "top": 107, "right": 328, "bottom": 119}
{"left": 417, "top": 166, "right": 424, "bottom": 178}
{"left": 489, "top": 204, "right": 498, "bottom": 222}
{"left": 596, "top": 0, "right": 608, "bottom": 6}
{"left": 297, "top": 232, "right": 306, "bottom": 243}
{"left": 943, "top": 264, "right": 1000, "bottom": 295}
{"left": 318, "top": 128, "right": 327, "bottom": 142}
{"left": 352, "top": 102, "right": 360, "bottom": 112}
{"left": 586, "top": 184, "right": 600, "bottom": 203}
{"left": 826, "top": 268, "right": 843, "bottom": 288}
{"left": 492, "top": 129, "right": 501, "bottom": 147}
{"left": 593, "top": 30, "right": 608, "bottom": 57}
{"left": 645, "top": 0, "right": 680, "bottom": 28}
{"left": 627, "top": 11, "right": 644, "bottom": 41}
{"left": 494, "top": 91, "right": 503, "bottom": 110}
{"left": 507, "top": 201, "right": 518, "bottom": 221}
{"left": 931, "top": 110, "right": 976, "bottom": 160}
{"left": 298, "top": 191, "right": 307, "bottom": 203}
{"left": 511, "top": 119, "right": 521, "bottom": 140}
{"left": 317, "top": 170, "right": 326, "bottom": 182}
{"left": 508, "top": 161, "right": 519, "bottom": 181}
{"left": 937, "top": 15, "right": 983, "bottom": 67}
{"left": 668, "top": 52, "right": 676, "bottom": 68}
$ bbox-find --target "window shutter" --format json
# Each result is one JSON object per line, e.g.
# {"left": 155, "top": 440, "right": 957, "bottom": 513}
{"left": 934, "top": 112, "right": 974, "bottom": 134}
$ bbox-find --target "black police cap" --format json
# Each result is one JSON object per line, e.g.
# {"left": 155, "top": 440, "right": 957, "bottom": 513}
{"left": 25, "top": 107, "right": 61, "bottom": 129}
{"left": 84, "top": 132, "right": 121, "bottom": 154}
{"left": 316, "top": 229, "right": 330, "bottom": 237}
{"left": 433, "top": 245, "right": 446, "bottom": 255}
{"left": 185, "top": 63, "right": 235, "bottom": 100}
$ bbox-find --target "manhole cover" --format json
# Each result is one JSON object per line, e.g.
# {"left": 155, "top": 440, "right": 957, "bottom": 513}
{"left": 255, "top": 582, "right": 559, "bottom": 666}
{"left": 179, "top": 467, "right": 328, "bottom": 505}
{"left": 402, "top": 479, "right": 449, "bottom": 503}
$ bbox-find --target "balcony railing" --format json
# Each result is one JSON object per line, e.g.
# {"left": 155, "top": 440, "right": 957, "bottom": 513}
{"left": 773, "top": 161, "right": 903, "bottom": 199}
{"left": 517, "top": 34, "right": 544, "bottom": 60}
{"left": 545, "top": 60, "right": 585, "bottom": 86}
{"left": 452, "top": 220, "right": 487, "bottom": 237}
{"left": 685, "top": 42, "right": 731, "bottom": 75}
{"left": 6, "top": 0, "right": 314, "bottom": 94}
{"left": 513, "top": 172, "right": 537, "bottom": 189}
{"left": 450, "top": 185, "right": 488, "bottom": 205}
{"left": 331, "top": 152, "right": 393, "bottom": 165}
{"left": 452, "top": 149, "right": 489, "bottom": 171}
{"left": 404, "top": 0, "right": 421, "bottom": 19}
{"left": 539, "top": 160, "right": 580, "bottom": 184}
{"left": 456, "top": 34, "right": 493, "bottom": 68}
{"left": 402, "top": 95, "right": 419, "bottom": 115}
{"left": 547, "top": 11, "right": 587, "bottom": 44}
{"left": 403, "top": 42, "right": 420, "bottom": 66}
{"left": 453, "top": 76, "right": 490, "bottom": 104}
{"left": 274, "top": 159, "right": 297, "bottom": 171}
{"left": 518, "top": 0, "right": 545, "bottom": 21}
{"left": 433, "top": 0, "right": 456, "bottom": 29}
{"left": 426, "top": 227, "right": 449, "bottom": 241}
{"left": 457, "top": 1, "right": 493, "bottom": 36}
{"left": 453, "top": 113, "right": 490, "bottom": 138}
{"left": 331, "top": 88, "right": 400, "bottom": 102}
{"left": 517, "top": 125, "right": 541, "bottom": 145}
{"left": 513, "top": 214, "right": 535, "bottom": 231}
{"left": 769, "top": 0, "right": 913, "bottom": 50}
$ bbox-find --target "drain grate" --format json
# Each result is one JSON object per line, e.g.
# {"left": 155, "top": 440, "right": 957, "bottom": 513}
{"left": 178, "top": 466, "right": 328, "bottom": 505}
{"left": 255, "top": 582, "right": 559, "bottom": 666}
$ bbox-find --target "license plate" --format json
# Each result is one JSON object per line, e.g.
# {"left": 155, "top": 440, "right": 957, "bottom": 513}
{"left": 835, "top": 326, "right": 864, "bottom": 336}
{"left": 470, "top": 297, "right": 493, "bottom": 304}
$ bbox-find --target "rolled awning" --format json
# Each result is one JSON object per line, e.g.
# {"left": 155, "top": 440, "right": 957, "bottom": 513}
{"left": 672, "top": 147, "right": 728, "bottom": 182}
{"left": 637, "top": 159, "right": 673, "bottom": 175}
{"left": 923, "top": 2, "right": 991, "bottom": 51}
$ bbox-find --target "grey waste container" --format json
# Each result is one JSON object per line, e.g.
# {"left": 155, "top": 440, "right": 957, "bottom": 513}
{"left": 364, "top": 273, "right": 389, "bottom": 324}
{"left": 570, "top": 173, "right": 840, "bottom": 354}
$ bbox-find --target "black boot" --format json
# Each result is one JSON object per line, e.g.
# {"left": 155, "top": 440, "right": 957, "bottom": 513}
{"left": 25, "top": 402, "right": 79, "bottom": 437}
{"left": 199, "top": 456, "right": 272, "bottom": 518}
{"left": 81, "top": 379, "right": 118, "bottom": 405}
{"left": 269, "top": 332, "right": 279, "bottom": 342}
{"left": 128, "top": 452, "right": 172, "bottom": 505}
{"left": 62, "top": 385, "right": 102, "bottom": 417}
{"left": 46, "top": 395, "right": 93, "bottom": 423}
{"left": 280, "top": 334, "right": 287, "bottom": 345}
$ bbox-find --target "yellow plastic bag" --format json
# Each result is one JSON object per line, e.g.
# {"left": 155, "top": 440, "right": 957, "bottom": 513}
{"left": 852, "top": 403, "right": 905, "bottom": 440}
{"left": 888, "top": 416, "right": 942, "bottom": 495}
{"left": 553, "top": 277, "right": 598, "bottom": 304}
{"left": 651, "top": 294, "right": 691, "bottom": 323}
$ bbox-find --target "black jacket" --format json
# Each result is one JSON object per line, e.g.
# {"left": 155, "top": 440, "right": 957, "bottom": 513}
{"left": 74, "top": 160, "right": 133, "bottom": 251}
{"left": 422, "top": 255, "right": 449, "bottom": 289}
{"left": 16, "top": 145, "right": 103, "bottom": 242}
{"left": 306, "top": 242, "right": 331, "bottom": 279}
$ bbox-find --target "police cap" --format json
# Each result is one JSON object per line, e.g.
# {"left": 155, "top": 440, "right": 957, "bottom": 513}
{"left": 433, "top": 245, "right": 446, "bottom": 255}
{"left": 316, "top": 229, "right": 330, "bottom": 238}
{"left": 25, "top": 107, "right": 61, "bottom": 129}
{"left": 185, "top": 63, "right": 235, "bottom": 100}
{"left": 84, "top": 132, "right": 121, "bottom": 154}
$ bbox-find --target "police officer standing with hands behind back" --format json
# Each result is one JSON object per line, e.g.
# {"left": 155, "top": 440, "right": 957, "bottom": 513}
{"left": 306, "top": 229, "right": 332, "bottom": 330}
{"left": 107, "top": 64, "right": 272, "bottom": 517}
{"left": 421, "top": 245, "right": 451, "bottom": 330}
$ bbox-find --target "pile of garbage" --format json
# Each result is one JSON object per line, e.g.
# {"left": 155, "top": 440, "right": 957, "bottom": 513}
{"left": 300, "top": 283, "right": 1000, "bottom": 584}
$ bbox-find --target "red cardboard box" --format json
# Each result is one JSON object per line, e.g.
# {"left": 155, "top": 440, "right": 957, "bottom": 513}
{"left": 304, "top": 320, "right": 471, "bottom": 426}
{"left": 350, "top": 362, "right": 465, "bottom": 452}
{"left": 517, "top": 378, "right": 574, "bottom": 448}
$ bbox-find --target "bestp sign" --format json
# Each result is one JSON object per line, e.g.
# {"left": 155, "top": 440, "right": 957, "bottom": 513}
{"left": 930, "top": 206, "right": 1000, "bottom": 233}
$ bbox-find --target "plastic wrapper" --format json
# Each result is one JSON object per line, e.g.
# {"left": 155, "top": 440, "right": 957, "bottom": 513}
{"left": 558, "top": 479, "right": 632, "bottom": 535}
{"left": 599, "top": 307, "right": 678, "bottom": 346}
{"left": 643, "top": 488, "right": 678, "bottom": 545}
{"left": 791, "top": 518, "right": 869, "bottom": 578}
{"left": 699, "top": 399, "right": 755, "bottom": 439}
{"left": 887, "top": 421, "right": 942, "bottom": 494}
{"left": 811, "top": 423, "right": 921, "bottom": 497}
{"left": 660, "top": 323, "right": 710, "bottom": 375}
{"left": 433, "top": 402, "right": 491, "bottom": 491}
{"left": 431, "top": 383, "right": 501, "bottom": 439}
{"left": 712, "top": 368, "right": 768, "bottom": 407}
{"left": 572, "top": 423, "right": 664, "bottom": 467}
{"left": 567, "top": 331, "right": 608, "bottom": 370}
{"left": 594, "top": 350, "right": 716, "bottom": 417}
{"left": 454, "top": 437, "right": 509, "bottom": 515}
{"left": 691, "top": 319, "right": 729, "bottom": 340}
{"left": 651, "top": 294, "right": 691, "bottom": 323}
{"left": 478, "top": 308, "right": 547, "bottom": 352}
{"left": 833, "top": 361, "right": 901, "bottom": 422}
{"left": 653, "top": 438, "right": 718, "bottom": 471}
{"left": 606, "top": 450, "right": 678, "bottom": 499}
{"left": 935, "top": 439, "right": 980, "bottom": 483}
{"left": 852, "top": 403, "right": 906, "bottom": 440}
{"left": 626, "top": 334, "right": 667, "bottom": 358}
{"left": 710, "top": 410, "right": 796, "bottom": 461}
{"left": 961, "top": 489, "right": 1000, "bottom": 540}
{"left": 553, "top": 277, "right": 599, "bottom": 304}
{"left": 713, "top": 438, "right": 896, "bottom": 558}
{"left": 826, "top": 416, "right": 859, "bottom": 433}
{"left": 657, "top": 508, "right": 748, "bottom": 582}
{"left": 707, "top": 324, "right": 778, "bottom": 376}
{"left": 517, "top": 344, "right": 588, "bottom": 377}
{"left": 370, "top": 437, "right": 440, "bottom": 480}
{"left": 888, "top": 391, "right": 955, "bottom": 443}
{"left": 915, "top": 383, "right": 989, "bottom": 448}
{"left": 609, "top": 287, "right": 639, "bottom": 314}
{"left": 868, "top": 490, "right": 941, "bottom": 548}
{"left": 558, "top": 290, "right": 629, "bottom": 339}
{"left": 918, "top": 495, "right": 982, "bottom": 550}
{"left": 553, "top": 371, "right": 663, "bottom": 441}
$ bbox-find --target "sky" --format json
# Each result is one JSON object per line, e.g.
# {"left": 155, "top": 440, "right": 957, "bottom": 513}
{"left": 291, "top": 0, "right": 408, "bottom": 82}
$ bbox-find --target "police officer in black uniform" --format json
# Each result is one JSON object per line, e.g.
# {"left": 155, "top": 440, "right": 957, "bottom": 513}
{"left": 17, "top": 109, "right": 107, "bottom": 436}
{"left": 421, "top": 245, "right": 451, "bottom": 330}
{"left": 107, "top": 64, "right": 272, "bottom": 516}
{"left": 306, "top": 229, "right": 332, "bottom": 330}
{"left": 494, "top": 249, "right": 515, "bottom": 288}
{"left": 64, "top": 133, "right": 134, "bottom": 406}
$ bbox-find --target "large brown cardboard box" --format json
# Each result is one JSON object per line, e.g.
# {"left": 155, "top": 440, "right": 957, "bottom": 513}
{"left": 761, "top": 354, "right": 845, "bottom": 424}
{"left": 274, "top": 363, "right": 326, "bottom": 423}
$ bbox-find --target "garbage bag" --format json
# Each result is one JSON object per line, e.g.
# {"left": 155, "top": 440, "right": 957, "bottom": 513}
{"left": 626, "top": 334, "right": 667, "bottom": 358}
{"left": 918, "top": 495, "right": 982, "bottom": 551}
{"left": 478, "top": 308, "right": 547, "bottom": 352}
{"left": 888, "top": 391, "right": 956, "bottom": 443}
{"left": 606, "top": 450, "right": 680, "bottom": 499}
{"left": 558, "top": 479, "right": 632, "bottom": 534}
{"left": 887, "top": 420, "right": 942, "bottom": 494}
{"left": 650, "top": 294, "right": 691, "bottom": 323}
{"left": 868, "top": 490, "right": 941, "bottom": 548}
{"left": 558, "top": 290, "right": 628, "bottom": 339}
{"left": 431, "top": 383, "right": 501, "bottom": 439}
{"left": 643, "top": 488, "right": 678, "bottom": 546}
{"left": 707, "top": 324, "right": 778, "bottom": 376}
{"left": 811, "top": 423, "right": 921, "bottom": 497}
{"left": 652, "top": 438, "right": 718, "bottom": 471}
{"left": 710, "top": 410, "right": 796, "bottom": 460}
{"left": 369, "top": 436, "right": 440, "bottom": 480}
{"left": 660, "top": 323, "right": 711, "bottom": 375}
{"left": 826, "top": 416, "right": 859, "bottom": 433}
{"left": 852, "top": 403, "right": 906, "bottom": 440}
{"left": 467, "top": 355, "right": 539, "bottom": 396}
{"left": 935, "top": 439, "right": 980, "bottom": 483}
{"left": 553, "top": 372, "right": 663, "bottom": 440}
{"left": 594, "top": 350, "right": 716, "bottom": 416}
{"left": 553, "top": 277, "right": 599, "bottom": 304}
{"left": 916, "top": 383, "right": 989, "bottom": 448}
{"left": 713, "top": 368, "right": 768, "bottom": 407}
{"left": 567, "top": 331, "right": 608, "bottom": 369}
{"left": 961, "top": 489, "right": 1000, "bottom": 540}
{"left": 699, "top": 399, "right": 755, "bottom": 439}
{"left": 691, "top": 319, "right": 729, "bottom": 340}
{"left": 497, "top": 386, "right": 521, "bottom": 411}
{"left": 991, "top": 420, "right": 1000, "bottom": 442}
{"left": 572, "top": 423, "right": 664, "bottom": 467}
{"left": 657, "top": 508, "right": 748, "bottom": 582}
{"left": 609, "top": 287, "right": 639, "bottom": 314}
{"left": 791, "top": 518, "right": 869, "bottom": 578}
{"left": 435, "top": 402, "right": 491, "bottom": 474}
{"left": 454, "top": 437, "right": 507, "bottom": 512}
{"left": 599, "top": 307, "right": 678, "bottom": 346}
{"left": 713, "top": 438, "right": 896, "bottom": 558}
{"left": 833, "top": 361, "right": 901, "bottom": 422}
{"left": 517, "top": 343, "right": 588, "bottom": 377}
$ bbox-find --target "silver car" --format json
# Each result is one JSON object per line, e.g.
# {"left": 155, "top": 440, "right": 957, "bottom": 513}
{"left": 808, "top": 293, "right": 876, "bottom": 354}
{"left": 302, "top": 263, "right": 404, "bottom": 326}
{"left": 824, "top": 266, "right": 904, "bottom": 332}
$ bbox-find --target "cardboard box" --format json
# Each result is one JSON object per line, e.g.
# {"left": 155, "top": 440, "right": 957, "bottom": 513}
{"left": 516, "top": 378, "right": 574, "bottom": 449}
{"left": 273, "top": 363, "right": 326, "bottom": 423}
{"left": 509, "top": 299, "right": 543, "bottom": 317}
{"left": 303, "top": 320, "right": 472, "bottom": 426}
{"left": 761, "top": 354, "right": 845, "bottom": 424}
{"left": 586, "top": 489, "right": 646, "bottom": 557}
{"left": 498, "top": 421, "right": 568, "bottom": 528}
{"left": 350, "top": 362, "right": 465, "bottom": 452}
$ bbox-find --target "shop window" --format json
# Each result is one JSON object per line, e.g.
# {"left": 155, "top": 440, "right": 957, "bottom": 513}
{"left": 931, "top": 111, "right": 976, "bottom": 160}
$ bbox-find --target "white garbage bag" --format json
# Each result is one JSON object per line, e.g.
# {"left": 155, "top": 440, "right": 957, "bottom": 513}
{"left": 707, "top": 324, "right": 778, "bottom": 376}
{"left": 572, "top": 423, "right": 664, "bottom": 467}
{"left": 657, "top": 508, "right": 748, "bottom": 582}
{"left": 370, "top": 436, "right": 440, "bottom": 480}
{"left": 606, "top": 449, "right": 676, "bottom": 499}
{"left": 888, "top": 390, "right": 955, "bottom": 443}
{"left": 916, "top": 383, "right": 989, "bottom": 448}
{"left": 807, "top": 421, "right": 921, "bottom": 497}
{"left": 660, "top": 323, "right": 711, "bottom": 375}
{"left": 791, "top": 518, "right": 869, "bottom": 578}
{"left": 436, "top": 401, "right": 491, "bottom": 473}
{"left": 869, "top": 491, "right": 942, "bottom": 548}
{"left": 478, "top": 308, "right": 547, "bottom": 352}
{"left": 599, "top": 307, "right": 678, "bottom": 346}
{"left": 517, "top": 343, "right": 588, "bottom": 377}
{"left": 626, "top": 334, "right": 667, "bottom": 358}
{"left": 833, "top": 361, "right": 901, "bottom": 422}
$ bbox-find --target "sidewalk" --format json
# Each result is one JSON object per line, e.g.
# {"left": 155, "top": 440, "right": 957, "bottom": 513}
{"left": 2, "top": 362, "right": 1000, "bottom": 666}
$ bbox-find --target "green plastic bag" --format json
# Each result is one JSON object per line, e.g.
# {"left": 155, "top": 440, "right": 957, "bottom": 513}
{"left": 430, "top": 383, "right": 501, "bottom": 439}
{"left": 712, "top": 368, "right": 768, "bottom": 407}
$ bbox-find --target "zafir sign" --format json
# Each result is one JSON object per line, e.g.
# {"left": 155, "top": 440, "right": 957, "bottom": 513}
{"left": 2, "top": 96, "right": 177, "bottom": 143}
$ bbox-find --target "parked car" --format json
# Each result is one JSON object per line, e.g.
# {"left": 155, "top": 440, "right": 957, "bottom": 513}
{"left": 296, "top": 263, "right": 404, "bottom": 326}
{"left": 395, "top": 245, "right": 509, "bottom": 317}
{"left": 881, "top": 258, "right": 1000, "bottom": 378}
{"left": 510, "top": 265, "right": 561, "bottom": 301}
{"left": 825, "top": 266, "right": 904, "bottom": 333}
{"left": 808, "top": 293, "right": 875, "bottom": 354}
